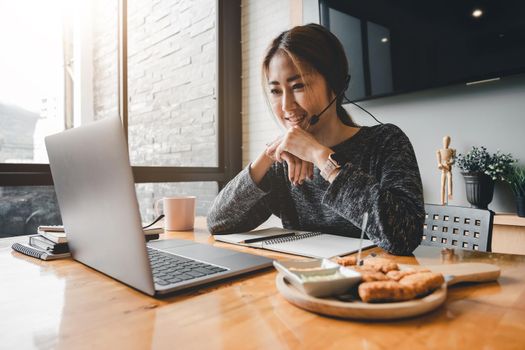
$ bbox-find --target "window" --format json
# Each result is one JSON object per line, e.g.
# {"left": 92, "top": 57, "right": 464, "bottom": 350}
{"left": 0, "top": 0, "right": 69, "bottom": 164}
{"left": 0, "top": 0, "right": 241, "bottom": 235}
{"left": 135, "top": 182, "right": 218, "bottom": 222}
{"left": 127, "top": 0, "right": 218, "bottom": 168}
{"left": 0, "top": 186, "right": 61, "bottom": 238}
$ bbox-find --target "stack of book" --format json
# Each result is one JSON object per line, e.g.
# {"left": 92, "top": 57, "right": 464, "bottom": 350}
{"left": 11, "top": 227, "right": 71, "bottom": 261}
{"left": 31, "top": 228, "right": 70, "bottom": 254}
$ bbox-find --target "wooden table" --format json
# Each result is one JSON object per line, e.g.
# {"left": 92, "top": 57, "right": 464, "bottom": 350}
{"left": 1, "top": 217, "right": 525, "bottom": 349}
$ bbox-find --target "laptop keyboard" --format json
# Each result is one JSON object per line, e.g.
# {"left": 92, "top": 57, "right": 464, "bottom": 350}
{"left": 147, "top": 247, "right": 228, "bottom": 286}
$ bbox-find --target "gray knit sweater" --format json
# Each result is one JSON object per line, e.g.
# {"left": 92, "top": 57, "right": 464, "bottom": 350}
{"left": 207, "top": 123, "right": 424, "bottom": 255}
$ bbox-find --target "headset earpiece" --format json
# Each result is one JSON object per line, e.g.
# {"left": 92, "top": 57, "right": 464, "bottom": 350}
{"left": 309, "top": 114, "right": 320, "bottom": 126}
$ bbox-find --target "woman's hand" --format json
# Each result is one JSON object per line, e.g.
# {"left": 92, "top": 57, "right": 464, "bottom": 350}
{"left": 275, "top": 126, "right": 332, "bottom": 169}
{"left": 266, "top": 136, "right": 313, "bottom": 186}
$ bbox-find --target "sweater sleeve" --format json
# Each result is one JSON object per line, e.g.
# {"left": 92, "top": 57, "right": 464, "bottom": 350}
{"left": 206, "top": 165, "right": 274, "bottom": 234}
{"left": 322, "top": 125, "right": 424, "bottom": 255}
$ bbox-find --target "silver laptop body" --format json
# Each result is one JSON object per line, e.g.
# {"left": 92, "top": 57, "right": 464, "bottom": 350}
{"left": 45, "top": 117, "right": 272, "bottom": 296}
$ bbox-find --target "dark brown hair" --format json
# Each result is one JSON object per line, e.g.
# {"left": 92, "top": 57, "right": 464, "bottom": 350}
{"left": 262, "top": 23, "right": 357, "bottom": 127}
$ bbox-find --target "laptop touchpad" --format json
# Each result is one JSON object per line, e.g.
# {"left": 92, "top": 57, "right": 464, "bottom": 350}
{"left": 152, "top": 241, "right": 238, "bottom": 260}
{"left": 148, "top": 238, "right": 196, "bottom": 249}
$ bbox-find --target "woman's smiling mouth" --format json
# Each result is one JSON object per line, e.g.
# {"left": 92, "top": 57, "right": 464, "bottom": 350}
{"left": 284, "top": 114, "right": 308, "bottom": 126}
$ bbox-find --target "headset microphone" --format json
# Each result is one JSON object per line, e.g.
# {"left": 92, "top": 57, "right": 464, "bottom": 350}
{"left": 308, "top": 93, "right": 339, "bottom": 126}
{"left": 309, "top": 74, "right": 383, "bottom": 126}
{"left": 309, "top": 75, "right": 351, "bottom": 126}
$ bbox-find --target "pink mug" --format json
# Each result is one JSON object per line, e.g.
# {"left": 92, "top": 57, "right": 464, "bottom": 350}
{"left": 154, "top": 196, "right": 196, "bottom": 231}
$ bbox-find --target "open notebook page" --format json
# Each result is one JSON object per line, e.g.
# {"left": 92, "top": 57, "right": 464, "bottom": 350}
{"left": 261, "top": 233, "right": 375, "bottom": 258}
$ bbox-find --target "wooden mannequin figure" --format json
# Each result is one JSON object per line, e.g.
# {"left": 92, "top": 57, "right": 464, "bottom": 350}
{"left": 436, "top": 136, "right": 456, "bottom": 205}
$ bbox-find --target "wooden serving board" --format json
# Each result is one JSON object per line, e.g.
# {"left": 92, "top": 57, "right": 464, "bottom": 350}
{"left": 420, "top": 263, "right": 501, "bottom": 286}
{"left": 275, "top": 262, "right": 500, "bottom": 320}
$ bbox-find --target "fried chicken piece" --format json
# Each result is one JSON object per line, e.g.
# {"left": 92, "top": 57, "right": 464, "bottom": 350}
{"left": 336, "top": 256, "right": 398, "bottom": 273}
{"left": 361, "top": 272, "right": 390, "bottom": 283}
{"left": 362, "top": 257, "right": 399, "bottom": 273}
{"left": 336, "top": 256, "right": 357, "bottom": 266}
{"left": 358, "top": 281, "right": 417, "bottom": 303}
{"left": 386, "top": 268, "right": 430, "bottom": 281}
{"left": 399, "top": 272, "right": 445, "bottom": 296}
{"left": 350, "top": 265, "right": 389, "bottom": 282}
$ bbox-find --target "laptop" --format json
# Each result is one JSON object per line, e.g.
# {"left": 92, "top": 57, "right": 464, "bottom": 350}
{"left": 45, "top": 116, "right": 273, "bottom": 296}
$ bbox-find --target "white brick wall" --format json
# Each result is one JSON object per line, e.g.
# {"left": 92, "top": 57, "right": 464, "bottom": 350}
{"left": 93, "top": 0, "right": 119, "bottom": 121}
{"left": 241, "top": 0, "right": 291, "bottom": 166}
{"left": 127, "top": 0, "right": 217, "bottom": 168}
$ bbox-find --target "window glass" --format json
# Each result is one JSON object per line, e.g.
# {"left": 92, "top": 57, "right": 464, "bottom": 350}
{"left": 135, "top": 182, "right": 218, "bottom": 223}
{"left": 0, "top": 182, "right": 218, "bottom": 237}
{"left": 0, "top": 186, "right": 62, "bottom": 237}
{"left": 127, "top": 0, "right": 218, "bottom": 167}
{"left": 0, "top": 1, "right": 67, "bottom": 163}
{"left": 0, "top": 0, "right": 119, "bottom": 164}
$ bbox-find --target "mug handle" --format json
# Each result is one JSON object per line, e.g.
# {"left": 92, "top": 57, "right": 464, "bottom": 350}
{"left": 154, "top": 198, "right": 163, "bottom": 217}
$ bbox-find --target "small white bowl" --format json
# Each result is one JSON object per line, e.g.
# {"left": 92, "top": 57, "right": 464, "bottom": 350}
{"left": 273, "top": 259, "right": 362, "bottom": 298}
{"left": 286, "top": 259, "right": 340, "bottom": 277}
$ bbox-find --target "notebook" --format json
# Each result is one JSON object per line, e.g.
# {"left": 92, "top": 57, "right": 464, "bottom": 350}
{"left": 214, "top": 228, "right": 375, "bottom": 259}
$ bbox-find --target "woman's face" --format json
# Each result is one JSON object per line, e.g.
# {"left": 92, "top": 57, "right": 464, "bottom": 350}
{"left": 267, "top": 53, "right": 332, "bottom": 130}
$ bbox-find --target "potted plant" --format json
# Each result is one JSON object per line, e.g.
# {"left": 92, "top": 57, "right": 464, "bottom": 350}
{"left": 456, "top": 146, "right": 515, "bottom": 209}
{"left": 507, "top": 165, "right": 525, "bottom": 217}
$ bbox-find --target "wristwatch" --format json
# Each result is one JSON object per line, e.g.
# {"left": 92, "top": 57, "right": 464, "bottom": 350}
{"left": 320, "top": 152, "right": 344, "bottom": 181}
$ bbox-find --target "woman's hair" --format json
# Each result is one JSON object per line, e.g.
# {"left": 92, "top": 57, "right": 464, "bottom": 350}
{"left": 262, "top": 23, "right": 357, "bottom": 127}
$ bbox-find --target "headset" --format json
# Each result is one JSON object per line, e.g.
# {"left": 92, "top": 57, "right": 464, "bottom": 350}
{"left": 309, "top": 74, "right": 383, "bottom": 126}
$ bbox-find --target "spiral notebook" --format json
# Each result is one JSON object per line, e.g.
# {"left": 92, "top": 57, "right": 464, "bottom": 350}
{"left": 11, "top": 242, "right": 71, "bottom": 260}
{"left": 214, "top": 228, "right": 375, "bottom": 259}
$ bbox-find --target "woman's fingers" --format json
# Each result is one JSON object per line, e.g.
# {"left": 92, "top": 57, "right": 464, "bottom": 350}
{"left": 280, "top": 152, "right": 296, "bottom": 183}
{"left": 275, "top": 143, "right": 285, "bottom": 162}
{"left": 275, "top": 136, "right": 292, "bottom": 163}
{"left": 299, "top": 159, "right": 309, "bottom": 184}
{"left": 266, "top": 137, "right": 281, "bottom": 152}
{"left": 279, "top": 151, "right": 315, "bottom": 186}
{"left": 265, "top": 137, "right": 282, "bottom": 162}
{"left": 294, "top": 157, "right": 302, "bottom": 185}
{"left": 264, "top": 135, "right": 283, "bottom": 162}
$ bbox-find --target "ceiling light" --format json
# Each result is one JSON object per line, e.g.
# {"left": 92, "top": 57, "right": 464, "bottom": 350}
{"left": 472, "top": 9, "right": 483, "bottom": 18}
{"left": 381, "top": 37, "right": 388, "bottom": 43}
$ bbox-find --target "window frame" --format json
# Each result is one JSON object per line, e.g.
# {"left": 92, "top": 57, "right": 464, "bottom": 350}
{"left": 0, "top": 0, "right": 241, "bottom": 190}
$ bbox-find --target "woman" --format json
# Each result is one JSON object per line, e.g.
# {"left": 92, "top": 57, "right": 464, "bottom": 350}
{"left": 207, "top": 24, "right": 424, "bottom": 255}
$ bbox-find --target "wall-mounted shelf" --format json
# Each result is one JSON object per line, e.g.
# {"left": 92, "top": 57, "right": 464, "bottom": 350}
{"left": 492, "top": 213, "right": 525, "bottom": 255}
{"left": 494, "top": 213, "right": 525, "bottom": 227}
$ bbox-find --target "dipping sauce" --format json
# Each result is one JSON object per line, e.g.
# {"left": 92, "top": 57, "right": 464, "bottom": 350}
{"left": 299, "top": 271, "right": 345, "bottom": 282}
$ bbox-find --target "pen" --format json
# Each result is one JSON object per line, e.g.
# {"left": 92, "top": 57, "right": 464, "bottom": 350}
{"left": 242, "top": 232, "right": 297, "bottom": 244}
{"left": 356, "top": 212, "right": 368, "bottom": 266}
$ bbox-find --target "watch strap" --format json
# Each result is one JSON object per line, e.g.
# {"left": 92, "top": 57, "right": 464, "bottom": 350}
{"left": 320, "top": 153, "right": 341, "bottom": 181}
